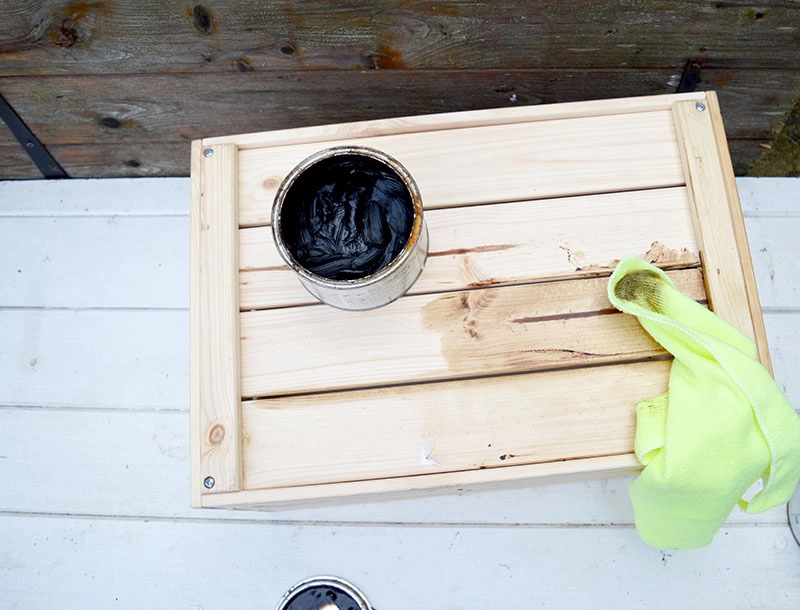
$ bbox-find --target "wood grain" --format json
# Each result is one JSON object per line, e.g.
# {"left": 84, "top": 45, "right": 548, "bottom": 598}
{"left": 5, "top": 517, "right": 799, "bottom": 610}
{"left": 672, "top": 99, "right": 758, "bottom": 346}
{"left": 0, "top": 70, "right": 794, "bottom": 145}
{"left": 2, "top": 406, "right": 789, "bottom": 524}
{"left": 239, "top": 269, "right": 706, "bottom": 398}
{"left": 242, "top": 360, "right": 672, "bottom": 490}
{"left": 0, "top": 138, "right": 772, "bottom": 181}
{"left": 706, "top": 91, "right": 772, "bottom": 371}
{"left": 239, "top": 187, "right": 699, "bottom": 309}
{"left": 0, "top": 69, "right": 790, "bottom": 180}
{"left": 2, "top": 1, "right": 798, "bottom": 75}
{"left": 191, "top": 142, "right": 242, "bottom": 498}
{"left": 237, "top": 109, "right": 684, "bottom": 226}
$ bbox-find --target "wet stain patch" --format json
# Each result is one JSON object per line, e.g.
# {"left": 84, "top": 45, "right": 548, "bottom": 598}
{"left": 420, "top": 277, "right": 658, "bottom": 375}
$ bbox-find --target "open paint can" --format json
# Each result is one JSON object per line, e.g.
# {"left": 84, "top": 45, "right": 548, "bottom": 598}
{"left": 275, "top": 575, "right": 373, "bottom": 610}
{"left": 272, "top": 146, "right": 428, "bottom": 310}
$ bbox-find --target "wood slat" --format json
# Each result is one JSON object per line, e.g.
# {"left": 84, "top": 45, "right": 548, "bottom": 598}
{"left": 0, "top": 70, "right": 792, "bottom": 180}
{"left": 211, "top": 93, "right": 704, "bottom": 150}
{"left": 237, "top": 109, "right": 684, "bottom": 226}
{"left": 672, "top": 98, "right": 759, "bottom": 349}
{"left": 210, "top": 454, "right": 643, "bottom": 510}
{"left": 1, "top": 406, "right": 789, "bottom": 524}
{"left": 706, "top": 92, "right": 772, "bottom": 372}
{"left": 239, "top": 269, "right": 706, "bottom": 398}
{"left": 0, "top": 70, "right": 793, "bottom": 146}
{"left": 5, "top": 517, "right": 799, "bottom": 610}
{"left": 191, "top": 142, "right": 242, "bottom": 499}
{"left": 239, "top": 187, "right": 699, "bottom": 309}
{"left": 242, "top": 360, "right": 671, "bottom": 490}
{"left": 2, "top": 1, "right": 798, "bottom": 75}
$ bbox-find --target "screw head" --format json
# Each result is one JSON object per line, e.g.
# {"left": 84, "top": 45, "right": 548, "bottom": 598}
{"left": 695, "top": 102, "right": 706, "bottom": 112}
{"left": 203, "top": 476, "right": 215, "bottom": 489}
{"left": 203, "top": 148, "right": 214, "bottom": 158}
{"left": 25, "top": 141, "right": 35, "bottom": 149}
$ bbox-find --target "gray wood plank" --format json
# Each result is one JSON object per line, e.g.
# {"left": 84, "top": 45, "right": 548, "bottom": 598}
{"left": 2, "top": 1, "right": 799, "bottom": 75}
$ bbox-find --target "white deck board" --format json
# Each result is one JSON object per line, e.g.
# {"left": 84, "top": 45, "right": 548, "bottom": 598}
{"left": 1, "top": 176, "right": 798, "bottom": 609}
{"left": 1, "top": 516, "right": 798, "bottom": 610}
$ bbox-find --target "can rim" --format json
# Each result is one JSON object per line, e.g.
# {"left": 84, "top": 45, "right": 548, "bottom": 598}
{"left": 271, "top": 145, "right": 425, "bottom": 289}
{"left": 274, "top": 575, "right": 372, "bottom": 610}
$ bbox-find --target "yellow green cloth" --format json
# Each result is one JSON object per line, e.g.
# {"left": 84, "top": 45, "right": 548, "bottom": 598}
{"left": 607, "top": 256, "right": 800, "bottom": 549}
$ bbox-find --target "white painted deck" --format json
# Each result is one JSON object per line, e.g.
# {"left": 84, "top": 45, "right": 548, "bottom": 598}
{"left": 1, "top": 177, "right": 798, "bottom": 609}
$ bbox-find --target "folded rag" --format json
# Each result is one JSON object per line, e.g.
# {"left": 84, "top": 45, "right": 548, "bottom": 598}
{"left": 607, "top": 256, "right": 800, "bottom": 549}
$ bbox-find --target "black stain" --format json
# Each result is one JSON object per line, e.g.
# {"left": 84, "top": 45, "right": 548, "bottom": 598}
{"left": 100, "top": 117, "right": 120, "bottom": 129}
{"left": 192, "top": 5, "right": 214, "bottom": 35}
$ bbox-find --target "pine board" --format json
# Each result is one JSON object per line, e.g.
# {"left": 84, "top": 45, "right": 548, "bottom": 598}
{"left": 191, "top": 93, "right": 769, "bottom": 508}
{"left": 239, "top": 187, "right": 698, "bottom": 309}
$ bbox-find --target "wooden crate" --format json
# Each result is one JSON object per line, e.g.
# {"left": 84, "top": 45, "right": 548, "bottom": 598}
{"left": 190, "top": 92, "right": 769, "bottom": 510}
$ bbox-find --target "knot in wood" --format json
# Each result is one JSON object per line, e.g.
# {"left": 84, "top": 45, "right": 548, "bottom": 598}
{"left": 208, "top": 423, "right": 225, "bottom": 445}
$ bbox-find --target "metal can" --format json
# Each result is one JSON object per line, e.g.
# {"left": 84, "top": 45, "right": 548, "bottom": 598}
{"left": 272, "top": 145, "right": 428, "bottom": 311}
{"left": 274, "top": 575, "right": 373, "bottom": 610}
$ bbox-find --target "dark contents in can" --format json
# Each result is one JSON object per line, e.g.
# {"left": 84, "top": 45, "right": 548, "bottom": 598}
{"left": 283, "top": 584, "right": 361, "bottom": 610}
{"left": 279, "top": 154, "right": 414, "bottom": 280}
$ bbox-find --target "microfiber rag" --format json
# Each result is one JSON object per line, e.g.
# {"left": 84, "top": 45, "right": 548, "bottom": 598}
{"left": 607, "top": 256, "right": 800, "bottom": 549}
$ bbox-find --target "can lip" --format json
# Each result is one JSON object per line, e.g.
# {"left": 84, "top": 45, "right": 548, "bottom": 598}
{"left": 271, "top": 145, "right": 425, "bottom": 289}
{"left": 274, "top": 575, "right": 372, "bottom": 610}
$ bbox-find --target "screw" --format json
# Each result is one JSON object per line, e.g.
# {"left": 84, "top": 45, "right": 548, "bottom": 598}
{"left": 203, "top": 476, "right": 215, "bottom": 489}
{"left": 696, "top": 102, "right": 706, "bottom": 112}
{"left": 25, "top": 141, "right": 35, "bottom": 149}
{"left": 203, "top": 148, "right": 214, "bottom": 158}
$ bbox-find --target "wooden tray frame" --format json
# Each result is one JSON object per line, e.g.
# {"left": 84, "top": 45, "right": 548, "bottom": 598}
{"left": 190, "top": 92, "right": 769, "bottom": 510}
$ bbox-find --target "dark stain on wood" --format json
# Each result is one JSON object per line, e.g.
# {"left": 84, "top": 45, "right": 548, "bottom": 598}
{"left": 420, "top": 278, "right": 662, "bottom": 375}
{"left": 744, "top": 8, "right": 770, "bottom": 20}
{"left": 192, "top": 5, "right": 214, "bottom": 36}
{"left": 279, "top": 43, "right": 298, "bottom": 56}
{"left": 232, "top": 56, "right": 254, "bottom": 72}
{"left": 99, "top": 116, "right": 120, "bottom": 129}
{"left": 48, "top": 1, "right": 108, "bottom": 48}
